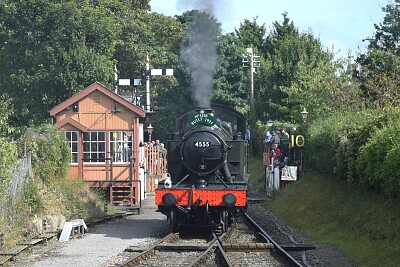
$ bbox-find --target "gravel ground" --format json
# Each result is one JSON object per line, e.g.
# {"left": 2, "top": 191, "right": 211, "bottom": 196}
{"left": 8, "top": 194, "right": 354, "bottom": 267}
{"left": 10, "top": 194, "right": 169, "bottom": 267}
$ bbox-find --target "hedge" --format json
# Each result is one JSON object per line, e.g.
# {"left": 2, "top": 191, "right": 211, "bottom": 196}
{"left": 305, "top": 108, "right": 400, "bottom": 198}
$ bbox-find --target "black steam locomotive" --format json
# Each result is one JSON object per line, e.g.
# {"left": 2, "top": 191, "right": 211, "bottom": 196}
{"left": 155, "top": 104, "right": 249, "bottom": 232}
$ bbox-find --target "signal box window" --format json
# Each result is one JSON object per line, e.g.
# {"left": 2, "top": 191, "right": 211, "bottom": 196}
{"left": 110, "top": 131, "right": 133, "bottom": 163}
{"left": 65, "top": 131, "right": 78, "bottom": 164}
{"left": 83, "top": 131, "right": 106, "bottom": 162}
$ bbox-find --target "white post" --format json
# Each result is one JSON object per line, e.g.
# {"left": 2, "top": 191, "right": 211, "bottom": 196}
{"left": 249, "top": 50, "right": 254, "bottom": 107}
{"left": 114, "top": 64, "right": 118, "bottom": 94}
{"left": 145, "top": 54, "right": 151, "bottom": 112}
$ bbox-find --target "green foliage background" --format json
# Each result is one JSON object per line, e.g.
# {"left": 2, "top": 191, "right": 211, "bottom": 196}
{"left": 0, "top": 0, "right": 399, "bottom": 255}
{"left": 0, "top": 138, "right": 18, "bottom": 203}
{"left": 305, "top": 107, "right": 400, "bottom": 198}
{"left": 18, "top": 125, "right": 70, "bottom": 184}
{"left": 0, "top": 125, "right": 106, "bottom": 248}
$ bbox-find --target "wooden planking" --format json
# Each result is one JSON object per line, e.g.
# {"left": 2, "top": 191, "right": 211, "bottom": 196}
{"left": 0, "top": 245, "right": 29, "bottom": 256}
{"left": 17, "top": 239, "right": 43, "bottom": 246}
{"left": 0, "top": 255, "right": 12, "bottom": 265}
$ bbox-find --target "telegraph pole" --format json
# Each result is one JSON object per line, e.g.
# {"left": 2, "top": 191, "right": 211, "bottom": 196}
{"left": 242, "top": 48, "right": 260, "bottom": 107}
{"left": 114, "top": 64, "right": 119, "bottom": 94}
{"left": 145, "top": 54, "right": 151, "bottom": 112}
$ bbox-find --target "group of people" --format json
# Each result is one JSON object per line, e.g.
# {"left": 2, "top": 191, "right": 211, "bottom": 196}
{"left": 264, "top": 127, "right": 298, "bottom": 168}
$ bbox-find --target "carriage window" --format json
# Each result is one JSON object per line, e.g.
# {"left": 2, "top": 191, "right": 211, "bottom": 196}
{"left": 83, "top": 131, "right": 106, "bottom": 162}
{"left": 65, "top": 131, "right": 78, "bottom": 164}
{"left": 110, "top": 131, "right": 133, "bottom": 163}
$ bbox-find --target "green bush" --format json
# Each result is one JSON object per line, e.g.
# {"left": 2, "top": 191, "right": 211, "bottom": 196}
{"left": 381, "top": 143, "right": 400, "bottom": 197}
{"left": 251, "top": 122, "right": 267, "bottom": 157}
{"left": 18, "top": 125, "right": 70, "bottom": 184}
{"left": 23, "top": 181, "right": 44, "bottom": 214}
{"left": 334, "top": 110, "right": 381, "bottom": 183}
{"left": 357, "top": 120, "right": 400, "bottom": 196}
{"left": 306, "top": 107, "right": 400, "bottom": 198}
{"left": 305, "top": 115, "right": 341, "bottom": 176}
{"left": 0, "top": 138, "right": 18, "bottom": 201}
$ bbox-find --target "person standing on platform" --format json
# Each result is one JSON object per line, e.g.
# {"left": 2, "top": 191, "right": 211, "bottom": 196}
{"left": 269, "top": 143, "right": 281, "bottom": 160}
{"left": 281, "top": 128, "right": 290, "bottom": 159}
{"left": 245, "top": 124, "right": 251, "bottom": 143}
{"left": 270, "top": 131, "right": 280, "bottom": 148}
{"left": 264, "top": 130, "right": 272, "bottom": 152}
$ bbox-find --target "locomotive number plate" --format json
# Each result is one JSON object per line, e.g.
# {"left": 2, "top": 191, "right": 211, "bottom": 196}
{"left": 194, "top": 141, "right": 210, "bottom": 148}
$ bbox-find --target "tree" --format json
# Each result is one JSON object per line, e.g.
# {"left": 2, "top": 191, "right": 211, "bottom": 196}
{"left": 356, "top": 49, "right": 400, "bottom": 108}
{"left": 0, "top": 94, "right": 15, "bottom": 137}
{"left": 373, "top": 0, "right": 400, "bottom": 51}
{"left": 0, "top": 0, "right": 120, "bottom": 127}
{"left": 355, "top": 0, "right": 400, "bottom": 109}
{"left": 255, "top": 13, "right": 357, "bottom": 123}
{"left": 115, "top": 10, "right": 184, "bottom": 94}
{"left": 235, "top": 17, "right": 266, "bottom": 52}
{"left": 213, "top": 33, "right": 248, "bottom": 111}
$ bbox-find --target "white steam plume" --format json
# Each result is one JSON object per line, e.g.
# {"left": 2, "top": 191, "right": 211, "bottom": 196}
{"left": 179, "top": 0, "right": 221, "bottom": 108}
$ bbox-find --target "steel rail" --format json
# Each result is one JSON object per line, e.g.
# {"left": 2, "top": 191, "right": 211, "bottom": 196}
{"left": 244, "top": 212, "right": 304, "bottom": 267}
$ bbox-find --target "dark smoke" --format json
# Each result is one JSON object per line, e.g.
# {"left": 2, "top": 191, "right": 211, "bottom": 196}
{"left": 179, "top": 1, "right": 219, "bottom": 108}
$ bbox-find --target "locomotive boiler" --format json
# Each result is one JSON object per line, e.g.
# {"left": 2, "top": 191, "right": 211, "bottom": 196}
{"left": 155, "top": 104, "right": 249, "bottom": 232}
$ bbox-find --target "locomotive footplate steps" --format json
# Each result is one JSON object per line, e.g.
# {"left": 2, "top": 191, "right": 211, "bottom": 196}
{"left": 221, "top": 242, "right": 274, "bottom": 252}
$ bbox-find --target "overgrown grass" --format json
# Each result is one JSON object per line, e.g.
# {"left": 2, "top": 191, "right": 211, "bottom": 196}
{"left": 248, "top": 156, "right": 400, "bottom": 266}
{"left": 247, "top": 155, "right": 266, "bottom": 194}
{"left": 261, "top": 170, "right": 400, "bottom": 267}
{"left": 0, "top": 177, "right": 108, "bottom": 250}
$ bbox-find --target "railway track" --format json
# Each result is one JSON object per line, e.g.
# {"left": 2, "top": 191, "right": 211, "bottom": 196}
{"left": 0, "top": 212, "right": 135, "bottom": 266}
{"left": 116, "top": 212, "right": 310, "bottom": 267}
{"left": 119, "top": 230, "right": 219, "bottom": 266}
{"left": 1, "top": 205, "right": 316, "bottom": 266}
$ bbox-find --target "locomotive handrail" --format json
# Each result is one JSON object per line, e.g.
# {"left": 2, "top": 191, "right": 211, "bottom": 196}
{"left": 173, "top": 174, "right": 189, "bottom": 189}
{"left": 215, "top": 173, "right": 229, "bottom": 188}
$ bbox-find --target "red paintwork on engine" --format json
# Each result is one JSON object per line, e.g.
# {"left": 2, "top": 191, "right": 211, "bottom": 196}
{"left": 155, "top": 188, "right": 247, "bottom": 207}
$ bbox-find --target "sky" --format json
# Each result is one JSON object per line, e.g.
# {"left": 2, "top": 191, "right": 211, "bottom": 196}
{"left": 150, "top": 0, "right": 390, "bottom": 58}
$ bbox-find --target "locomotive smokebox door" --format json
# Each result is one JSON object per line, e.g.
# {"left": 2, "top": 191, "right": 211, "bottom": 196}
{"left": 181, "top": 129, "right": 227, "bottom": 175}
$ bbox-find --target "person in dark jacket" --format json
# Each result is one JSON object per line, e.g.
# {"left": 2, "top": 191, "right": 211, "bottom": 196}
{"left": 280, "top": 128, "right": 290, "bottom": 159}
{"left": 270, "top": 131, "right": 280, "bottom": 147}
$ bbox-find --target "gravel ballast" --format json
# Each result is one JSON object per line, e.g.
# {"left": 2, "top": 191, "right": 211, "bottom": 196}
{"left": 10, "top": 193, "right": 353, "bottom": 267}
{"left": 12, "top": 194, "right": 169, "bottom": 267}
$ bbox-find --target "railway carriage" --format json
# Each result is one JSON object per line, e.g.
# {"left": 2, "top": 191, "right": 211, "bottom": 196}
{"left": 155, "top": 104, "right": 249, "bottom": 232}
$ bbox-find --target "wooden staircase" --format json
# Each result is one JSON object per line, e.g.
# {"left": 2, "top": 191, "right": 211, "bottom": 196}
{"left": 110, "top": 185, "right": 135, "bottom": 206}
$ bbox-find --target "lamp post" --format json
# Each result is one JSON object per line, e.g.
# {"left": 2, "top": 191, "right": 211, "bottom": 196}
{"left": 267, "top": 120, "right": 274, "bottom": 127}
{"left": 300, "top": 107, "right": 309, "bottom": 122}
{"left": 147, "top": 123, "right": 153, "bottom": 142}
{"left": 299, "top": 107, "right": 309, "bottom": 175}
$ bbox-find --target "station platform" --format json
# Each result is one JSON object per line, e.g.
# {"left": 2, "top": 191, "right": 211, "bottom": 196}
{"left": 141, "top": 192, "right": 156, "bottom": 209}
